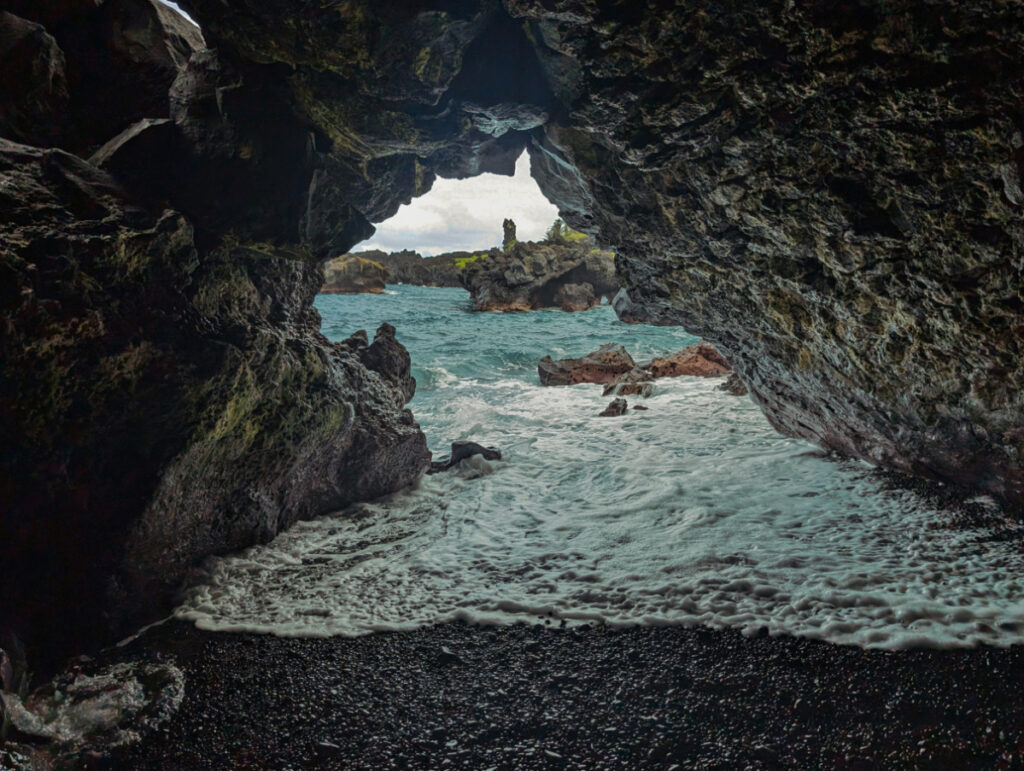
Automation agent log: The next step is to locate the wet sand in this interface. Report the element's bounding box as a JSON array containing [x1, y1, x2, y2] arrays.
[[102, 619, 1024, 769]]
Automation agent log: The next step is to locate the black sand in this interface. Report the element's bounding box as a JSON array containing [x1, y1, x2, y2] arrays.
[[100, 619, 1024, 769]]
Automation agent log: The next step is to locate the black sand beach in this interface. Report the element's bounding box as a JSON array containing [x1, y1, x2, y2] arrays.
[[94, 619, 1024, 769]]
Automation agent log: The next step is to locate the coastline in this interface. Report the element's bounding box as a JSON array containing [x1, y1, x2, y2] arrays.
[[99, 619, 1023, 769]]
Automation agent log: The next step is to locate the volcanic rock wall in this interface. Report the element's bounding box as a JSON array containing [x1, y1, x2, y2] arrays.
[[516, 0, 1024, 503], [176, 0, 1024, 503], [3, 0, 1024, 663]]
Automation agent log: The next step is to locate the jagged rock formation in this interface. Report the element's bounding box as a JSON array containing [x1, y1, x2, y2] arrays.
[[516, 1, 1024, 505], [648, 344, 732, 380], [538, 344, 636, 387], [321, 255, 389, 294], [0, 1, 434, 665], [719, 374, 750, 398], [356, 249, 464, 288], [502, 218, 517, 250], [5, 0, 1024, 665], [541, 341, 732, 396], [461, 237, 618, 311]]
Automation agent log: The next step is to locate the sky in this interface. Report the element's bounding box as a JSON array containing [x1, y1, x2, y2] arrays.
[[360, 152, 561, 256]]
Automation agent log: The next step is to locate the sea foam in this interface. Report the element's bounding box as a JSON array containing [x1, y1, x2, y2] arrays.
[[176, 288, 1024, 649]]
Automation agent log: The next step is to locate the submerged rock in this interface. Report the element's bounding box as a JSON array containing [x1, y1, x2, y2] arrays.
[[599, 398, 629, 417], [539, 344, 636, 386], [428, 441, 502, 474], [603, 367, 655, 398], [321, 255, 389, 294]]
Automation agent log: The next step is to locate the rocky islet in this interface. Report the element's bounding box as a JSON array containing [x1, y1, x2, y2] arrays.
[[459, 227, 619, 312], [320, 254, 389, 294]]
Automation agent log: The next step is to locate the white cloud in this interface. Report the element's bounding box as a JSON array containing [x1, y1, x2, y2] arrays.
[[360, 152, 560, 256]]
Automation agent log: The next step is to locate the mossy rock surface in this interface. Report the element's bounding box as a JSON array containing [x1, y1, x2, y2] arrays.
[[321, 255, 389, 293]]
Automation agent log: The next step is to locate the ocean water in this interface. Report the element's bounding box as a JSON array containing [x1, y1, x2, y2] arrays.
[[177, 286, 1024, 649]]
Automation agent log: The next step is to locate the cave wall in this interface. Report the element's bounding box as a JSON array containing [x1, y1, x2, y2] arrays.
[[174, 0, 1024, 503], [2, 0, 1024, 662], [515, 0, 1024, 503]]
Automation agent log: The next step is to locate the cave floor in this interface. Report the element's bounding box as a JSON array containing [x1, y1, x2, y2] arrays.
[[99, 619, 1023, 769]]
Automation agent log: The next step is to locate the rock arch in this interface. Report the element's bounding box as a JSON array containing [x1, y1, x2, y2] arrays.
[[2, 0, 1024, 662]]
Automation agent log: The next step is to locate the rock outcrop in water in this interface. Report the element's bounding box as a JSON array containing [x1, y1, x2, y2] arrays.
[[461, 234, 618, 312], [6, 0, 1024, 665], [647, 344, 732, 380], [598, 398, 628, 418], [543, 342, 732, 394], [321, 255, 389, 294], [428, 441, 502, 474], [602, 368, 654, 398], [351, 249, 464, 288], [538, 344, 636, 386]]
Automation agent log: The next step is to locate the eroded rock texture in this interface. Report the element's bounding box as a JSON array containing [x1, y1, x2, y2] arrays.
[[4, 0, 1024, 665], [513, 0, 1024, 504], [461, 238, 618, 311], [321, 254, 389, 294], [358, 249, 464, 287], [176, 0, 1024, 504]]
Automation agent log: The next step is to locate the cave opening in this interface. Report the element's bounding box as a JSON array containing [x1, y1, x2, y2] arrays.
[[6, 1, 1024, 761]]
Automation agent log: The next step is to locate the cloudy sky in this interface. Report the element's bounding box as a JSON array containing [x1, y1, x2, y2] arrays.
[[360, 152, 560, 256]]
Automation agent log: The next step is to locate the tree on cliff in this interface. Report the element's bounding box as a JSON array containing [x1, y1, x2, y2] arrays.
[[545, 218, 565, 243], [502, 218, 517, 251]]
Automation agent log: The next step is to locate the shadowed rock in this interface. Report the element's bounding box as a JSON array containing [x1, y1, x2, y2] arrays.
[[428, 441, 502, 474], [0, 12, 69, 146], [0, 139, 429, 669]]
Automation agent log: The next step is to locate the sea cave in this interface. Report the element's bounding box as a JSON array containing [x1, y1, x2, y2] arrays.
[[2, 0, 1024, 767]]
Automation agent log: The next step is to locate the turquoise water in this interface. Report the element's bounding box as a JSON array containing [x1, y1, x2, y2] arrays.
[[178, 286, 1024, 649], [318, 287, 698, 397]]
